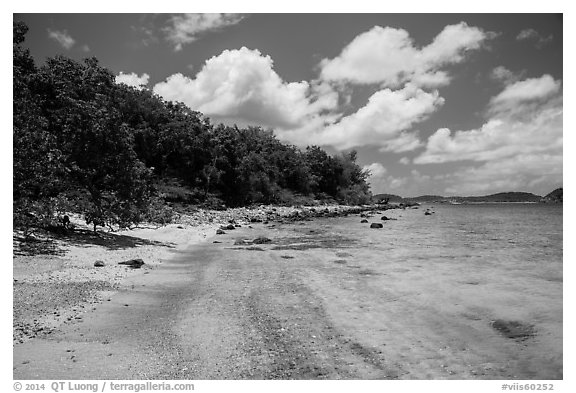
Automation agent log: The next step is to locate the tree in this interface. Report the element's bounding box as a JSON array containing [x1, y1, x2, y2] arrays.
[[13, 22, 68, 231], [334, 150, 372, 204], [304, 146, 342, 198], [31, 55, 154, 230]]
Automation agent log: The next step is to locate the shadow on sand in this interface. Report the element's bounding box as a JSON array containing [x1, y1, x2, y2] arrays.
[[13, 228, 175, 257]]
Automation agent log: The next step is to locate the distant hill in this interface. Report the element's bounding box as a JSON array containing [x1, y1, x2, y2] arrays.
[[541, 188, 563, 203], [455, 192, 542, 203], [405, 195, 445, 203], [373, 190, 563, 204], [375, 191, 547, 204]]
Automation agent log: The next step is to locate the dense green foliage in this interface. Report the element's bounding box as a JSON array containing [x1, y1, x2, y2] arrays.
[[13, 22, 371, 231]]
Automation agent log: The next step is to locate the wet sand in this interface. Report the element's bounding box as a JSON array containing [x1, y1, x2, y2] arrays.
[[13, 209, 562, 379]]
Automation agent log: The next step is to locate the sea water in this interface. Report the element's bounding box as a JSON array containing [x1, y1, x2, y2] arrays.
[[304, 203, 563, 378], [340, 203, 562, 279]]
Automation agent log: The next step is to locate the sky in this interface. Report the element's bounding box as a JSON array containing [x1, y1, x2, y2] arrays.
[[13, 12, 563, 197]]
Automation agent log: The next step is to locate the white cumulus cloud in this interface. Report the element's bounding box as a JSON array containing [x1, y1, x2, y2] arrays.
[[490, 66, 525, 84], [308, 84, 444, 151], [415, 107, 562, 164], [517, 28, 540, 41], [516, 28, 553, 48], [362, 162, 410, 194], [154, 48, 446, 152], [47, 29, 75, 50], [152, 22, 493, 154], [115, 72, 150, 89], [414, 74, 562, 196], [363, 162, 387, 178], [153, 47, 339, 130], [442, 153, 562, 196], [164, 13, 244, 51], [416, 76, 562, 164], [319, 22, 489, 87], [488, 74, 561, 115]]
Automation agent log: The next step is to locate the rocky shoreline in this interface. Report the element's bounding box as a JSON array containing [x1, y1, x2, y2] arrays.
[[172, 203, 402, 229]]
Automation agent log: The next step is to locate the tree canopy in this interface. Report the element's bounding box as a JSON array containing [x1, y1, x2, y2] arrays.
[[13, 21, 372, 232]]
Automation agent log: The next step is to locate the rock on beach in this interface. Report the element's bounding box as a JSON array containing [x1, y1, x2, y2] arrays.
[[118, 258, 145, 268]]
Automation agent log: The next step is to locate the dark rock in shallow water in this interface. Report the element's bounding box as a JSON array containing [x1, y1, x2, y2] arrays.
[[118, 258, 145, 268], [491, 319, 535, 340], [381, 216, 390, 220], [216, 229, 225, 235], [253, 236, 272, 244], [234, 239, 249, 245], [226, 224, 236, 230], [94, 260, 105, 267], [360, 219, 369, 223], [370, 223, 383, 229]]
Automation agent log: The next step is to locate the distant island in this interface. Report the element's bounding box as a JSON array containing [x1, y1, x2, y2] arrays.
[[541, 188, 563, 203], [374, 188, 563, 204]]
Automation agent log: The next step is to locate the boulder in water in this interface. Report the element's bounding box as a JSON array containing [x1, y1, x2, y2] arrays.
[[370, 223, 383, 229]]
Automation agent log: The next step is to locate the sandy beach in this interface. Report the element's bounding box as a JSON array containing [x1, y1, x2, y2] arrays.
[[12, 205, 366, 347], [13, 204, 562, 380]]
